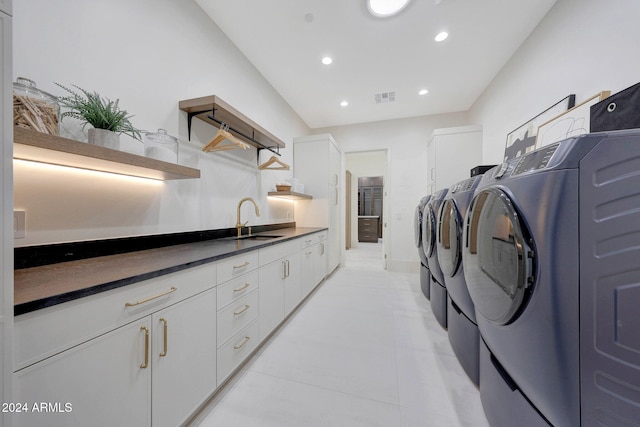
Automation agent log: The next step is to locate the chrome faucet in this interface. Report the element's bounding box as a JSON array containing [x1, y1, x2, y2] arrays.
[[236, 197, 260, 238]]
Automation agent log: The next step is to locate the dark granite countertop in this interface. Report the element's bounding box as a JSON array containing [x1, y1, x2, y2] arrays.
[[14, 226, 326, 315]]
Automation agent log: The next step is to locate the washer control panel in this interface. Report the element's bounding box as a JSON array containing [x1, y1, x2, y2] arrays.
[[512, 144, 560, 176]]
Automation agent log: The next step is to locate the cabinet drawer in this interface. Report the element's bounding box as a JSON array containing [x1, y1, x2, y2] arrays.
[[15, 263, 217, 371], [300, 232, 326, 248], [217, 251, 259, 284], [217, 270, 259, 310], [259, 239, 299, 266], [217, 320, 259, 385], [217, 290, 259, 347]]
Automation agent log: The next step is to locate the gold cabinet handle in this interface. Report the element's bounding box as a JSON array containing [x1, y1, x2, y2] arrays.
[[140, 326, 149, 369], [233, 261, 250, 269], [233, 283, 250, 293], [234, 336, 250, 350], [159, 318, 168, 357], [125, 287, 177, 307], [233, 304, 250, 316]]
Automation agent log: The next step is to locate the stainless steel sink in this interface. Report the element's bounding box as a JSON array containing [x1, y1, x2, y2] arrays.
[[235, 235, 282, 241]]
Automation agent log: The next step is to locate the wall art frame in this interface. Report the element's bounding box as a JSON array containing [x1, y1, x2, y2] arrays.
[[535, 91, 611, 148], [503, 94, 575, 162]]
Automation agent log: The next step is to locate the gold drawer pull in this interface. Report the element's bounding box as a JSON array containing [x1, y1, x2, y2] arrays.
[[234, 304, 250, 316], [233, 261, 250, 269], [234, 336, 250, 350], [125, 287, 177, 307], [233, 283, 250, 293], [159, 318, 168, 357], [140, 326, 149, 369]]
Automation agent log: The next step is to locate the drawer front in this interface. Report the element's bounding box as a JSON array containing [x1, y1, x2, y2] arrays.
[[259, 238, 300, 266], [217, 290, 259, 347], [217, 270, 259, 310], [217, 320, 259, 385], [15, 262, 217, 371], [217, 251, 259, 284], [315, 231, 327, 241], [300, 233, 319, 248]]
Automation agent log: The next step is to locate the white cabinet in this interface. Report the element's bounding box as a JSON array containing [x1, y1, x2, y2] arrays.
[[15, 319, 152, 427], [0, 6, 12, 425], [14, 264, 217, 427], [258, 244, 300, 341], [427, 125, 482, 194], [300, 232, 327, 298], [294, 134, 342, 275], [151, 288, 217, 427]]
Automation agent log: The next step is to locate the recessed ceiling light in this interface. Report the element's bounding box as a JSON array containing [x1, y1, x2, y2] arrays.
[[340, 100, 349, 107], [435, 31, 449, 42], [367, 0, 411, 17], [419, 89, 429, 95], [322, 56, 333, 65]]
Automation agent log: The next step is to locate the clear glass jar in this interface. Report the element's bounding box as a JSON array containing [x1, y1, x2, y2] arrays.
[[143, 129, 178, 163], [13, 77, 60, 135]]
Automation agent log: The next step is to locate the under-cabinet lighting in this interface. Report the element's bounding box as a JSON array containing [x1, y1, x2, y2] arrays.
[[13, 159, 164, 184]]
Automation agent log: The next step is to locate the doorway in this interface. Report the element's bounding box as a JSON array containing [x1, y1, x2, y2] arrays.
[[345, 150, 388, 269]]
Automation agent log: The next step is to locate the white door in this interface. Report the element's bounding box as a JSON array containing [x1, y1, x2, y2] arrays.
[[152, 288, 217, 427], [15, 319, 152, 427]]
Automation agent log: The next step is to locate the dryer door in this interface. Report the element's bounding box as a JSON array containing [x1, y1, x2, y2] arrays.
[[422, 203, 437, 258], [438, 199, 462, 277], [463, 188, 535, 325]]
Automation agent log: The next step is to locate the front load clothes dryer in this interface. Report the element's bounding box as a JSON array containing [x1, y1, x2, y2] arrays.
[[437, 175, 483, 386], [414, 195, 432, 299], [421, 188, 448, 328], [462, 129, 640, 427]]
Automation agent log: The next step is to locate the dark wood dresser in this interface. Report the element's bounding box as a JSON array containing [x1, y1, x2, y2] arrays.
[[358, 216, 379, 242]]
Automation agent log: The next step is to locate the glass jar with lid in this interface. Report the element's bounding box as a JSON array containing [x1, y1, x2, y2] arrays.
[[13, 77, 60, 135], [143, 129, 178, 163]]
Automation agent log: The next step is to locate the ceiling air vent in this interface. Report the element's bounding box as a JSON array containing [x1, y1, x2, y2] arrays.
[[375, 91, 396, 104]]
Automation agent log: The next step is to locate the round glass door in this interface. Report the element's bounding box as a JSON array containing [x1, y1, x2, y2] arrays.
[[462, 188, 536, 325], [438, 199, 461, 277], [422, 203, 437, 258], [414, 204, 422, 248]]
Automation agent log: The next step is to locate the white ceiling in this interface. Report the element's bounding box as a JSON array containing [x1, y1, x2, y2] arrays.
[[196, 0, 557, 129]]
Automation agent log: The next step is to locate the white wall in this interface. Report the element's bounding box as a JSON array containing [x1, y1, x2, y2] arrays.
[[12, 0, 310, 246], [469, 0, 640, 163], [318, 112, 472, 272]]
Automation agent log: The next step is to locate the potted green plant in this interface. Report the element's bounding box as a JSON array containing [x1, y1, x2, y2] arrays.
[[55, 83, 142, 149]]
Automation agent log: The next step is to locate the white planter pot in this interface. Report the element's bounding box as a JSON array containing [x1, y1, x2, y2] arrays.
[[88, 128, 120, 150]]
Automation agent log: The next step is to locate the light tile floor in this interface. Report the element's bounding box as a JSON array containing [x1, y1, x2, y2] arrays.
[[189, 242, 490, 427]]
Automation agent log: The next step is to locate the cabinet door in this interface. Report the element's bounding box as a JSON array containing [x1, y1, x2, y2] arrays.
[[300, 246, 315, 298], [314, 241, 328, 285], [284, 252, 301, 315], [15, 319, 152, 427], [259, 259, 286, 340], [152, 288, 217, 427]]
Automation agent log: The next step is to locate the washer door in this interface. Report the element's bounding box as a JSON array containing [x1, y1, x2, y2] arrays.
[[422, 203, 437, 258], [414, 204, 422, 248], [462, 188, 535, 325], [438, 199, 462, 277]]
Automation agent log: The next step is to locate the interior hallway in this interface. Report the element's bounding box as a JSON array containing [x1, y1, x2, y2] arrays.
[[189, 242, 489, 426]]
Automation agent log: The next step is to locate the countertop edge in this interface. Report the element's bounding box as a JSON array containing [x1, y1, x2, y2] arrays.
[[15, 227, 327, 315]]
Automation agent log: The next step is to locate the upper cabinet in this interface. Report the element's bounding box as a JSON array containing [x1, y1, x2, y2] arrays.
[[427, 125, 482, 194], [13, 127, 201, 181], [178, 95, 285, 152]]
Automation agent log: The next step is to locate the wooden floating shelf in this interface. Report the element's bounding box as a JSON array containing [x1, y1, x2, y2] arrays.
[[179, 95, 286, 151], [267, 191, 312, 200], [13, 127, 200, 181]]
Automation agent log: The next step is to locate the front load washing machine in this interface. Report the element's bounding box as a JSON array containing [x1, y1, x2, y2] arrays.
[[437, 175, 482, 386], [421, 188, 448, 328], [414, 195, 432, 299], [462, 129, 640, 426]]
